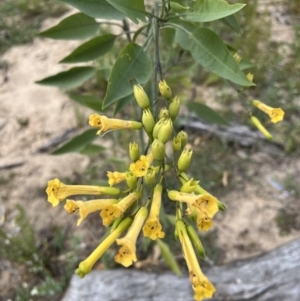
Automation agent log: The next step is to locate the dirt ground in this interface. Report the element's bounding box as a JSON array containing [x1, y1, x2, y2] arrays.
[[0, 1, 300, 299]]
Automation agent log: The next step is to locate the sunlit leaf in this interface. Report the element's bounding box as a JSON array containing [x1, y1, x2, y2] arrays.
[[60, 34, 116, 63], [38, 13, 99, 40], [103, 43, 152, 109], [69, 93, 103, 111], [222, 14, 240, 33], [36, 67, 95, 90], [170, 1, 189, 13]]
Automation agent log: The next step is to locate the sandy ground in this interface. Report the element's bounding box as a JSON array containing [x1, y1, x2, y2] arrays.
[[0, 1, 299, 298]]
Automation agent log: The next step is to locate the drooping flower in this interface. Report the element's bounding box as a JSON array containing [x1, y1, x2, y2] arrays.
[[250, 115, 273, 140], [46, 178, 121, 207], [176, 220, 216, 301], [100, 192, 138, 226], [107, 171, 126, 186], [114, 206, 148, 267], [129, 153, 154, 177], [64, 199, 118, 226], [252, 100, 284, 123], [186, 206, 213, 232], [75, 217, 132, 278], [89, 114, 142, 135], [143, 184, 165, 240]]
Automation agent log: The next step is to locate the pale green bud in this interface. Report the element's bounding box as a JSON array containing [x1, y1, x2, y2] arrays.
[[172, 137, 181, 152], [157, 118, 173, 144], [144, 167, 156, 185], [159, 80, 172, 100], [180, 178, 199, 193], [217, 200, 226, 211], [186, 224, 206, 259], [169, 96, 180, 120], [176, 131, 188, 149], [142, 109, 155, 138], [153, 119, 165, 139], [177, 148, 193, 172], [159, 107, 170, 120], [151, 139, 165, 161], [125, 171, 137, 190], [133, 84, 150, 109], [129, 142, 140, 162]]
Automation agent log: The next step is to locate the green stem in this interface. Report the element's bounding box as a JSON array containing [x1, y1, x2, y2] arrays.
[[122, 19, 132, 42]]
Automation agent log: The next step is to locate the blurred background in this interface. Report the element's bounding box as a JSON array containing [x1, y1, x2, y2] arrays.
[[0, 0, 300, 300]]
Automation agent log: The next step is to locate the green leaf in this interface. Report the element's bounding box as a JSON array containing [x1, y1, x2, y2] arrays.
[[35, 67, 95, 90], [52, 129, 98, 154], [239, 59, 255, 70], [60, 0, 124, 20], [170, 1, 189, 13], [172, 20, 254, 86], [80, 144, 105, 155], [59, 34, 116, 63], [103, 43, 152, 109], [38, 13, 99, 40], [186, 102, 228, 125], [222, 14, 240, 33], [106, 0, 147, 24], [184, 0, 245, 22], [156, 239, 181, 276], [114, 94, 134, 115], [69, 93, 103, 111]]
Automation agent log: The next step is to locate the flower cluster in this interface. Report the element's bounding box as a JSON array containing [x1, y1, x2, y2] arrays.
[[45, 80, 284, 301]]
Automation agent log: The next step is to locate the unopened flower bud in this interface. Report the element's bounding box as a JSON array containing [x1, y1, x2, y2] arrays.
[[217, 200, 226, 211], [133, 84, 150, 109], [129, 142, 140, 162], [172, 137, 181, 152], [144, 167, 156, 185], [125, 171, 137, 190], [169, 96, 180, 120], [246, 73, 254, 82], [233, 53, 241, 64], [176, 131, 188, 149], [142, 109, 155, 138], [250, 115, 273, 140], [159, 107, 170, 120], [151, 139, 165, 161], [186, 224, 206, 259], [180, 178, 199, 193], [177, 148, 193, 172], [159, 80, 172, 100], [153, 119, 165, 139], [157, 118, 173, 144]]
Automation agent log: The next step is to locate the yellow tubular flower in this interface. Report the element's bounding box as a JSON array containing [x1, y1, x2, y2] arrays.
[[114, 206, 148, 267], [176, 220, 216, 301], [186, 206, 213, 231], [75, 217, 133, 278], [89, 114, 143, 135], [129, 153, 154, 177], [100, 192, 138, 226], [46, 178, 121, 207], [143, 184, 165, 240], [64, 199, 118, 226], [250, 115, 273, 140], [252, 100, 284, 123], [107, 171, 127, 186]]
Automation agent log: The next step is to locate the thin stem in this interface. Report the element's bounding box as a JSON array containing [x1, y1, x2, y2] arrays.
[[96, 21, 124, 28], [122, 19, 132, 43]]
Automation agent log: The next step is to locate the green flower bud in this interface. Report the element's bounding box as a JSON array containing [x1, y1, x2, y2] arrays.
[[176, 131, 188, 149], [151, 139, 165, 161], [142, 109, 155, 138], [125, 171, 137, 190], [180, 178, 199, 193], [157, 118, 173, 144], [186, 224, 206, 259], [129, 142, 140, 162], [133, 84, 150, 109], [172, 137, 181, 152], [217, 200, 226, 211], [159, 80, 172, 100], [144, 167, 156, 185], [177, 148, 193, 172], [153, 119, 165, 139], [159, 107, 170, 120], [169, 96, 180, 120]]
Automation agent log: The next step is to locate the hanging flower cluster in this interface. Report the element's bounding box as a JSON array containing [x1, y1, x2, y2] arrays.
[[46, 80, 284, 301]]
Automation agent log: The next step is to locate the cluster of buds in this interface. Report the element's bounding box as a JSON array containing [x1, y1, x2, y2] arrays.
[[46, 80, 228, 301]]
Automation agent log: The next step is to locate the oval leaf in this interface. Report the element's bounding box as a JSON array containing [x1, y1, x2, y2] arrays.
[[69, 93, 103, 112], [38, 13, 99, 40], [221, 14, 240, 33], [35, 67, 95, 90], [184, 0, 245, 22], [52, 129, 98, 155], [114, 94, 134, 115], [60, 0, 124, 20], [186, 102, 228, 125], [106, 0, 147, 24], [103, 43, 152, 109], [59, 34, 116, 63], [172, 20, 254, 86], [80, 144, 105, 155], [170, 2, 189, 13]]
